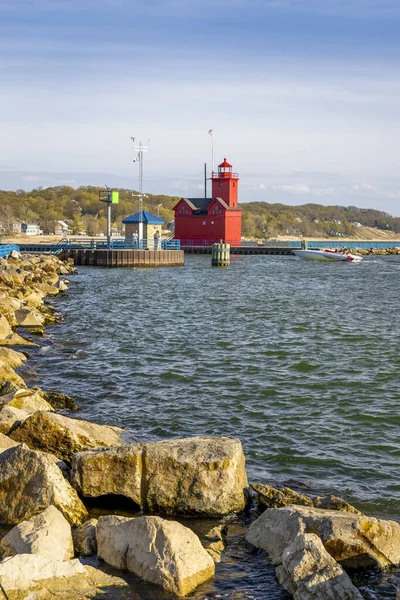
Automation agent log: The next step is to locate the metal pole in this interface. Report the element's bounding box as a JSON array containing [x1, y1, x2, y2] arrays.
[[211, 135, 214, 175], [107, 201, 111, 249], [138, 194, 143, 248], [204, 162, 207, 198]]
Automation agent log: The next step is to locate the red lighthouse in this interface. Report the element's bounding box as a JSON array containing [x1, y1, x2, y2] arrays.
[[173, 158, 242, 246]]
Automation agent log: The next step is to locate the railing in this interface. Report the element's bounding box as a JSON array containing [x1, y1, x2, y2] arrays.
[[49, 238, 181, 252], [181, 240, 241, 247], [0, 244, 20, 258]]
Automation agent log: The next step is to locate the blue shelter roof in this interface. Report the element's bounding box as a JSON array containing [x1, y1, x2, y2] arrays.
[[122, 210, 164, 225]]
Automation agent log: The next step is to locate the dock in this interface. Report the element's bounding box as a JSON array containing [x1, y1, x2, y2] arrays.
[[60, 248, 184, 268], [183, 246, 295, 255]]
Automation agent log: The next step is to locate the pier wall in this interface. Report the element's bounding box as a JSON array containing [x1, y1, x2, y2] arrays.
[[61, 249, 184, 268]]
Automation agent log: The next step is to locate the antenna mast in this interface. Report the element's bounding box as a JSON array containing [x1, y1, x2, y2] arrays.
[[131, 137, 149, 193], [131, 137, 150, 247]]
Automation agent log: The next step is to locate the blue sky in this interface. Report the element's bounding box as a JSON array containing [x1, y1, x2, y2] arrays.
[[2, 0, 400, 214]]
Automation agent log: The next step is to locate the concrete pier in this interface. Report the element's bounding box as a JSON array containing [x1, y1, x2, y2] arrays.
[[61, 249, 184, 268], [183, 246, 295, 256]]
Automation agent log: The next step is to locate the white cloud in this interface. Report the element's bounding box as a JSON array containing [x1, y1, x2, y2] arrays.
[[274, 184, 310, 194]]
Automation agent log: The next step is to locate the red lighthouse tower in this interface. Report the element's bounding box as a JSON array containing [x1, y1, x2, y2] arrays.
[[173, 158, 242, 246], [211, 158, 239, 207]]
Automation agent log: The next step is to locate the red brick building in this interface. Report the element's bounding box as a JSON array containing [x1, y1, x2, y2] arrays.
[[173, 158, 242, 246]]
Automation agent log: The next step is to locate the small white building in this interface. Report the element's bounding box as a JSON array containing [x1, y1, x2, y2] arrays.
[[21, 223, 42, 236], [55, 221, 73, 236]]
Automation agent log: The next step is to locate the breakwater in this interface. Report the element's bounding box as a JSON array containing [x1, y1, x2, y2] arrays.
[[0, 253, 400, 598]]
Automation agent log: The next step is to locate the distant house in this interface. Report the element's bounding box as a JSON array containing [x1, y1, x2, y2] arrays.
[[55, 221, 73, 236], [21, 223, 42, 236]]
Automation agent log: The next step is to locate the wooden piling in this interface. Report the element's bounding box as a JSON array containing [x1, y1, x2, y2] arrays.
[[211, 243, 230, 266]]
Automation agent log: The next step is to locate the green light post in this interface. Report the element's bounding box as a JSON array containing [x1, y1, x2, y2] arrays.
[[99, 188, 119, 249]]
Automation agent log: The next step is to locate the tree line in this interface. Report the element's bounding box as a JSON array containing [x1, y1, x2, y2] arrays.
[[0, 186, 399, 238]]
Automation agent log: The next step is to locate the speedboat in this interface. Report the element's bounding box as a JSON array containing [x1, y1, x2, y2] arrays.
[[293, 249, 362, 262]]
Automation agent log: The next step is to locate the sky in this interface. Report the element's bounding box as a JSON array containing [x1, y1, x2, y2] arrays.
[[1, 0, 400, 215]]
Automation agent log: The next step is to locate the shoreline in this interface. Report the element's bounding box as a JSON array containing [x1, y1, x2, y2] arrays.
[[0, 251, 399, 599]]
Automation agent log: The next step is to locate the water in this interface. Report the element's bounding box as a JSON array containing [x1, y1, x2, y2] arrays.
[[21, 254, 400, 599]]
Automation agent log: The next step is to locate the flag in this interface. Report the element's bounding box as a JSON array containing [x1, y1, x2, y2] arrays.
[[208, 129, 213, 136]]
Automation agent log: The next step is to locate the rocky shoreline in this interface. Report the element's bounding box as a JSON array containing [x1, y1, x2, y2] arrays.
[[0, 250, 399, 599]]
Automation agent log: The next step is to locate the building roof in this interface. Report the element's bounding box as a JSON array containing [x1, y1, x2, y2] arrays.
[[219, 158, 232, 168], [122, 210, 164, 225], [185, 198, 212, 213]]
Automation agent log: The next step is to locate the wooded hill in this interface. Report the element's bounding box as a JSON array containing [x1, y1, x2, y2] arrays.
[[0, 186, 399, 238]]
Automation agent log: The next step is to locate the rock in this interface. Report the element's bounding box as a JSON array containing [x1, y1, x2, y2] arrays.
[[35, 282, 60, 295], [276, 533, 364, 600], [0, 347, 27, 369], [0, 432, 19, 452], [71, 444, 143, 506], [251, 484, 361, 514], [0, 404, 30, 434], [0, 331, 38, 346], [39, 388, 79, 411], [5, 388, 54, 414], [10, 411, 125, 462], [9, 249, 21, 260], [251, 483, 314, 509], [203, 524, 227, 563], [0, 314, 12, 340], [72, 437, 248, 517], [59, 279, 69, 291], [246, 505, 400, 569], [97, 514, 215, 596], [14, 307, 45, 328], [0, 554, 128, 599], [0, 444, 88, 526], [72, 518, 98, 556], [0, 299, 18, 327], [0, 379, 21, 397], [23, 290, 46, 306], [0, 359, 26, 387], [143, 436, 248, 516], [0, 505, 74, 561], [313, 494, 361, 515]]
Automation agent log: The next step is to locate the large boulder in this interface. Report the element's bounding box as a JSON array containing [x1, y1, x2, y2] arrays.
[[71, 444, 143, 506], [14, 307, 45, 329], [2, 387, 54, 413], [0, 331, 38, 346], [0, 554, 128, 599], [10, 411, 125, 462], [0, 359, 26, 387], [143, 436, 248, 516], [276, 533, 364, 600], [0, 432, 19, 452], [0, 347, 27, 369], [97, 514, 215, 596], [0, 314, 12, 339], [0, 444, 88, 526], [71, 437, 248, 516], [0, 404, 29, 434], [246, 505, 400, 569], [0, 505, 74, 561]]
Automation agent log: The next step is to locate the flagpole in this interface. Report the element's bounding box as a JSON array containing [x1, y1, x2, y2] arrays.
[[208, 129, 215, 175], [212, 134, 214, 175]]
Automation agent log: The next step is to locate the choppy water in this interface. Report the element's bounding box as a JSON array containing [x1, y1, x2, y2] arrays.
[[22, 254, 400, 599]]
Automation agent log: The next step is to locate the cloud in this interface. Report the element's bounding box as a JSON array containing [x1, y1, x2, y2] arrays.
[[273, 184, 335, 197], [351, 183, 377, 192]]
